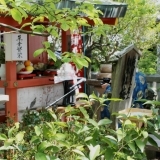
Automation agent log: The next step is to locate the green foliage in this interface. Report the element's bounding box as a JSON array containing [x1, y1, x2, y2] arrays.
[[60, 52, 91, 70], [0, 106, 154, 160], [1, 95, 160, 160], [138, 49, 157, 74]]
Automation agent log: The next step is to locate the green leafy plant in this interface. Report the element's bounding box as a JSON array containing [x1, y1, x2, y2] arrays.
[[1, 99, 159, 159]]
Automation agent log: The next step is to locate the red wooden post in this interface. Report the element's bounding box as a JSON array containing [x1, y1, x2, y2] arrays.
[[62, 30, 68, 52], [5, 61, 18, 122]]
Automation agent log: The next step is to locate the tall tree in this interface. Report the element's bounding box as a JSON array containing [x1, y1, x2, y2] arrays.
[[87, 0, 160, 73]]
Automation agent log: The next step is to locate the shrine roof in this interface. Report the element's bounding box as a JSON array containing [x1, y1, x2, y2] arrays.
[[56, 0, 128, 18], [108, 44, 142, 62]]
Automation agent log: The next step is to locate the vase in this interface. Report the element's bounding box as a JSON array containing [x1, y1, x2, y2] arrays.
[[0, 64, 6, 80], [96, 63, 112, 80]]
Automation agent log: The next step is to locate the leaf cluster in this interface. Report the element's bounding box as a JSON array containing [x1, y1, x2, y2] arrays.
[[0, 102, 160, 159]]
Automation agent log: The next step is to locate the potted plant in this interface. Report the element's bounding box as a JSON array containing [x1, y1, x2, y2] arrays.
[[0, 47, 6, 80], [84, 33, 115, 80]]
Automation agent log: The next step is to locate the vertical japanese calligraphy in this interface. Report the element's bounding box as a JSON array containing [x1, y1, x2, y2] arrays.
[[4, 33, 27, 61], [16, 35, 23, 59]]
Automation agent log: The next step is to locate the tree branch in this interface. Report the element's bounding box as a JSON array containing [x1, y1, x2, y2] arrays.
[[0, 23, 49, 37]]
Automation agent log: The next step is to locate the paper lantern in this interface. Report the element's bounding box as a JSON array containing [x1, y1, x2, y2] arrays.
[[4, 33, 28, 61]]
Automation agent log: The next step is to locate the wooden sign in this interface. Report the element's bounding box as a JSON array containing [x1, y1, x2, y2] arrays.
[[4, 33, 28, 61]]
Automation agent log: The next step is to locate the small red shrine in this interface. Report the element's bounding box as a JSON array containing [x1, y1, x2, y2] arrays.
[[0, 1, 128, 122]]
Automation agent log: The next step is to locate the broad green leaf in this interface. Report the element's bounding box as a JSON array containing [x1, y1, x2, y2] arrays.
[[89, 92, 98, 98], [78, 125, 90, 134], [77, 17, 90, 26], [124, 119, 132, 126], [4, 138, 14, 147], [72, 149, 85, 156], [15, 0, 23, 6], [84, 56, 91, 62], [61, 57, 71, 63], [85, 136, 93, 142], [142, 131, 148, 138], [88, 145, 100, 160], [93, 18, 103, 25], [61, 23, 70, 31], [30, 136, 41, 144], [46, 145, 60, 153], [105, 135, 117, 142], [15, 122, 20, 129], [55, 133, 66, 140], [98, 119, 112, 126], [48, 110, 57, 121], [33, 16, 44, 23], [43, 41, 50, 49], [10, 8, 22, 24], [79, 107, 89, 119], [148, 136, 158, 148], [73, 57, 89, 68], [76, 93, 89, 100], [58, 140, 70, 148], [102, 137, 117, 147], [135, 139, 146, 152], [127, 156, 134, 160], [128, 142, 136, 154], [34, 126, 41, 136], [47, 49, 57, 62], [45, 122, 53, 129], [35, 152, 47, 160], [17, 7, 28, 18], [16, 132, 25, 142], [144, 100, 160, 106], [116, 129, 123, 142], [54, 122, 67, 127], [0, 134, 7, 140], [75, 62, 83, 70], [38, 141, 51, 152], [33, 25, 46, 33], [104, 148, 114, 160], [33, 48, 44, 57], [88, 119, 98, 128], [107, 98, 122, 101]]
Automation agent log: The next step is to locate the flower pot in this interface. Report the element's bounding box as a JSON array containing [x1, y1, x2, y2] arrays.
[[0, 64, 6, 80], [100, 64, 112, 73]]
